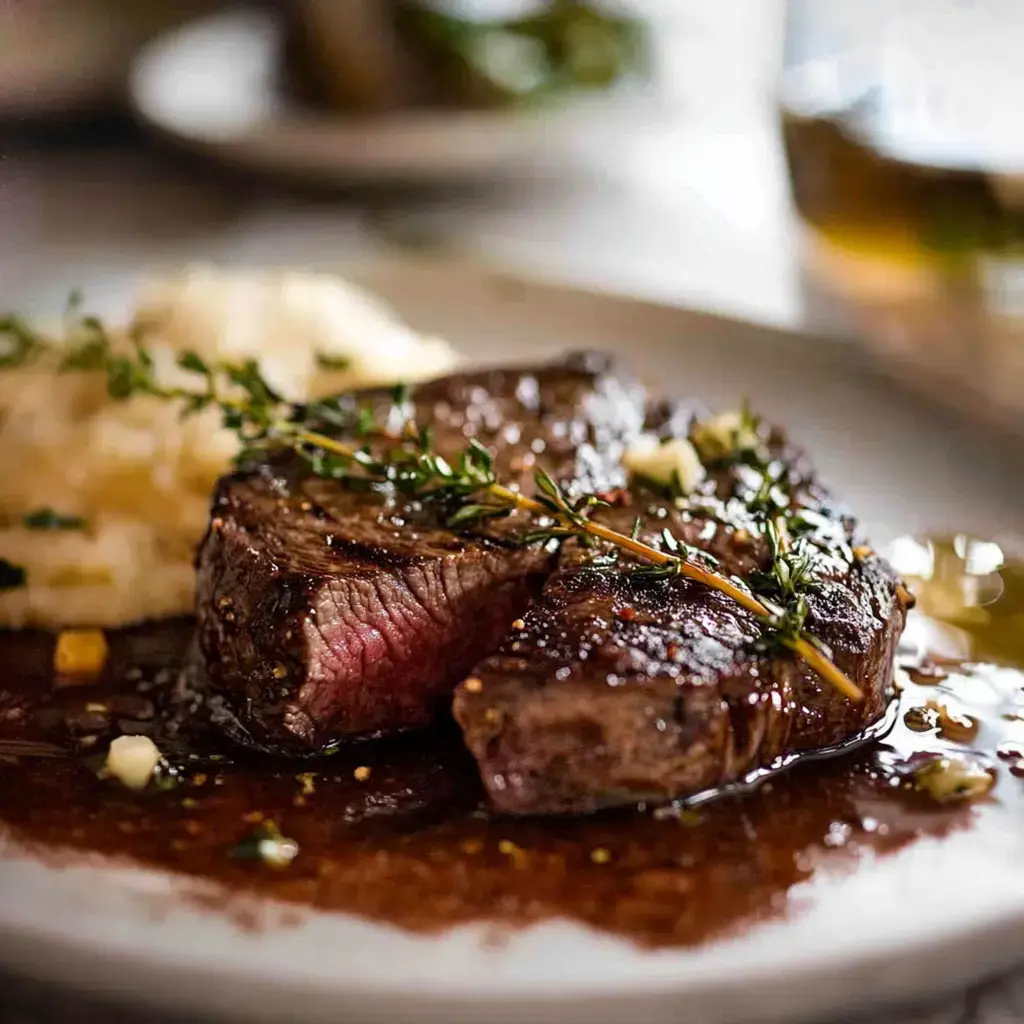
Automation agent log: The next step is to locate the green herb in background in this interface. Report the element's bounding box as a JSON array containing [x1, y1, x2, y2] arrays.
[[22, 508, 87, 531], [398, 0, 648, 107]]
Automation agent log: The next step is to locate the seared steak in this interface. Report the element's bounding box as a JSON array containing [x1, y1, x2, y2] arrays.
[[453, 401, 906, 814], [196, 352, 906, 813], [195, 353, 647, 752]]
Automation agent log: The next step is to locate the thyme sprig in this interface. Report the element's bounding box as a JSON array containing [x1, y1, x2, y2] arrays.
[[0, 304, 863, 702], [690, 406, 846, 669]]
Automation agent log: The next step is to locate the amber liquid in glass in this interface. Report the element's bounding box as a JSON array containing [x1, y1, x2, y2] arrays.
[[781, 3, 1024, 427]]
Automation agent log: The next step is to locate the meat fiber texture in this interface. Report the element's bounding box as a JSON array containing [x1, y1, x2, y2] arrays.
[[195, 353, 906, 812]]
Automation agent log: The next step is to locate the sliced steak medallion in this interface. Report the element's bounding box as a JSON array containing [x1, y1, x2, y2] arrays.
[[453, 428, 907, 815], [195, 353, 647, 752]]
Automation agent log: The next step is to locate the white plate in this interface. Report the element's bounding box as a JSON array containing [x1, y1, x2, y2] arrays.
[[128, 10, 664, 185], [4, 260, 1024, 1023]]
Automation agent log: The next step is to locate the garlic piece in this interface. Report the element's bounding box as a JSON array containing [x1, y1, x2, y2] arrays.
[[623, 436, 706, 494], [691, 410, 760, 463], [912, 754, 995, 804], [106, 735, 162, 791]]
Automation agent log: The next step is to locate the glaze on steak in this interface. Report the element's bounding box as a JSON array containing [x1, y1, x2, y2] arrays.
[[195, 353, 647, 752], [196, 353, 907, 813]]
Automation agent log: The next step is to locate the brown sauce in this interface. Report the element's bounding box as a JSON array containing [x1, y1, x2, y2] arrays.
[[1, 535, 1022, 948]]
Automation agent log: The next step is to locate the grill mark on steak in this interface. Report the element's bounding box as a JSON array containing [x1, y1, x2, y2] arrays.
[[195, 353, 648, 752], [195, 352, 907, 813]]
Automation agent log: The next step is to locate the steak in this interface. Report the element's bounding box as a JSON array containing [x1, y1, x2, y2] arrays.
[[196, 352, 907, 814], [195, 353, 647, 752], [454, 535, 903, 815], [453, 411, 907, 814]]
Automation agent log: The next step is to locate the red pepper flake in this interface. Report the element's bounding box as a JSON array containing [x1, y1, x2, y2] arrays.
[[595, 488, 632, 507], [618, 607, 637, 621]]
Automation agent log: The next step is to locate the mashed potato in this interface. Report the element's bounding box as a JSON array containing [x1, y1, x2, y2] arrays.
[[0, 266, 458, 628]]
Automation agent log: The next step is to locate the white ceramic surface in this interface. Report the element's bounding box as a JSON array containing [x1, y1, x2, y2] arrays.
[[128, 9, 664, 185], [3, 260, 1024, 1024]]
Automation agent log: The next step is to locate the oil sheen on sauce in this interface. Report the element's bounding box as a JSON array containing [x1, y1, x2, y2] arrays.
[[0, 534, 1021, 949]]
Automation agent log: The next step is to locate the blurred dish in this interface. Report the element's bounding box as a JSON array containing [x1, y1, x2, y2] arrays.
[[281, 0, 647, 113], [128, 9, 664, 184]]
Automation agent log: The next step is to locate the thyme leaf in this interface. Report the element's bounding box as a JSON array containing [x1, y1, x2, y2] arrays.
[[22, 508, 87, 531], [445, 503, 512, 529], [0, 315, 46, 368], [316, 353, 352, 371]]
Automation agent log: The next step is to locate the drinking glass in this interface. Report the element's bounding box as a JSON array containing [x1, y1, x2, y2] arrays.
[[781, 0, 1024, 430]]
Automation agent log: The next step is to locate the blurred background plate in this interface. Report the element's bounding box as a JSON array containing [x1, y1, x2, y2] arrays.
[[0, 0, 211, 119], [128, 8, 667, 185]]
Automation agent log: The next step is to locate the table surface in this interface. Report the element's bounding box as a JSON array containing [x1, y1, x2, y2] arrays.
[[0, 3, 1020, 1022]]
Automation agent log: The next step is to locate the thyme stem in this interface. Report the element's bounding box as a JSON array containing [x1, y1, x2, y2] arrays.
[[490, 482, 862, 702]]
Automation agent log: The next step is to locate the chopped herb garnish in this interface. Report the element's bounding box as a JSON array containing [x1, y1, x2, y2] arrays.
[[230, 820, 299, 867], [0, 314, 45, 368], [22, 508, 87, 531], [0, 558, 27, 590], [316, 353, 352, 371]]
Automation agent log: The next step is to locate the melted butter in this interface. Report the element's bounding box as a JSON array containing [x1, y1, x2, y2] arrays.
[[0, 535, 1022, 948], [889, 534, 1024, 665]]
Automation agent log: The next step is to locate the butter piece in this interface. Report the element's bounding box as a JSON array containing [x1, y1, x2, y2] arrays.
[[106, 734, 162, 791], [623, 436, 706, 494]]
